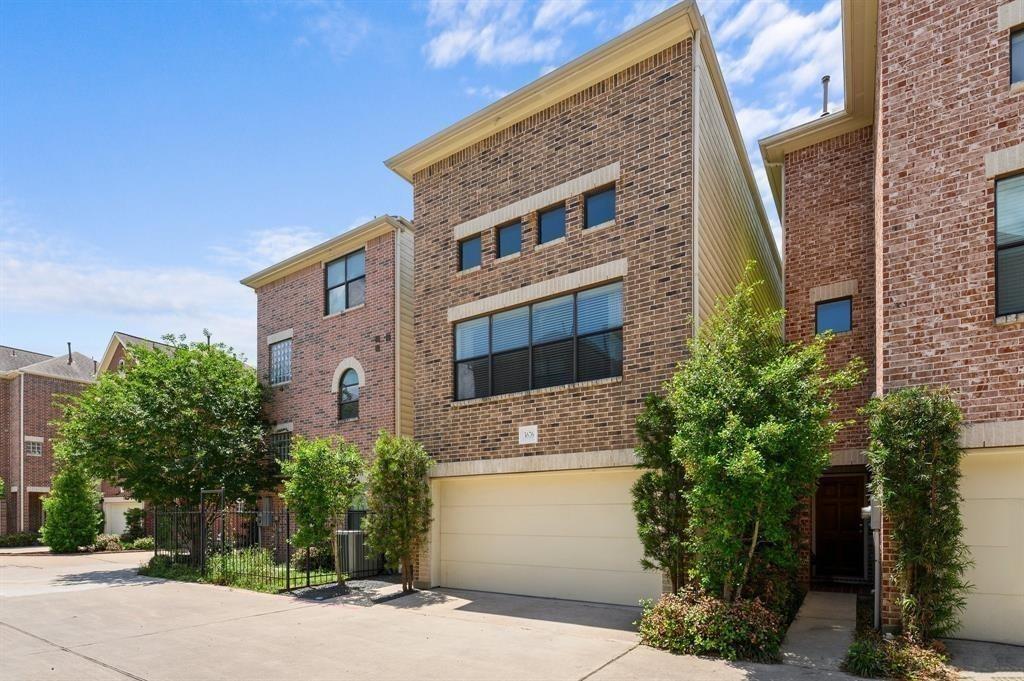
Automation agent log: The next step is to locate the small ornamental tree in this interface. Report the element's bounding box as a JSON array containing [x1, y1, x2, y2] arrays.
[[632, 393, 689, 593], [672, 268, 863, 603], [864, 387, 971, 641], [364, 432, 433, 592], [280, 436, 365, 585], [41, 447, 102, 552], [54, 337, 272, 506]]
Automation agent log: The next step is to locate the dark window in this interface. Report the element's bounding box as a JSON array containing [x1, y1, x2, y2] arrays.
[[452, 281, 623, 400], [270, 431, 292, 461], [269, 339, 292, 385], [325, 249, 366, 315], [815, 297, 853, 334], [459, 235, 481, 271], [538, 205, 566, 244], [996, 174, 1024, 316], [496, 222, 522, 258], [1012, 30, 1023, 85], [584, 186, 616, 229], [339, 369, 360, 420]]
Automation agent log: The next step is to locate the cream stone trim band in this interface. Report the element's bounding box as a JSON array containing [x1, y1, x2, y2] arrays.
[[452, 163, 620, 241], [985, 142, 1024, 178], [266, 329, 293, 345], [24, 436, 44, 443], [830, 449, 867, 466], [810, 279, 858, 304], [447, 258, 627, 323], [998, 0, 1024, 30], [961, 420, 1024, 449], [272, 422, 294, 433], [430, 449, 638, 478]]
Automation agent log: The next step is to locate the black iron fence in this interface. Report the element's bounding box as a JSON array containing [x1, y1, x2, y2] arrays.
[[153, 506, 384, 592]]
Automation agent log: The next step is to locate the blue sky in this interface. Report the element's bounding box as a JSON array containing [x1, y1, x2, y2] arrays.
[[1, 0, 842, 362]]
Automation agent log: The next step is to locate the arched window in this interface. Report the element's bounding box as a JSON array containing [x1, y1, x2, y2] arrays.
[[339, 369, 359, 420]]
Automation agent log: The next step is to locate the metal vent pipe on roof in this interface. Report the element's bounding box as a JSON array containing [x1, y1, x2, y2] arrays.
[[821, 75, 830, 116], [67, 342, 72, 364]]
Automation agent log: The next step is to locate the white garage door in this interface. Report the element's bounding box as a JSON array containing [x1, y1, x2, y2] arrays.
[[958, 448, 1023, 645], [103, 500, 144, 536], [438, 467, 663, 606]]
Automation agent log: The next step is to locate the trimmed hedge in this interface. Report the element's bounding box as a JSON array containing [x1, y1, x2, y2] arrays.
[[0, 532, 40, 548]]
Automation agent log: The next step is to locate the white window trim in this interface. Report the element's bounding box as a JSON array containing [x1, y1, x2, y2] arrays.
[[24, 435, 44, 443], [331, 357, 366, 393]]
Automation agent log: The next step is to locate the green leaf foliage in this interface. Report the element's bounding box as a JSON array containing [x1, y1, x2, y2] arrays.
[[41, 449, 102, 553], [671, 267, 863, 602], [54, 339, 272, 506], [363, 432, 433, 592], [632, 393, 689, 593], [280, 436, 365, 584], [864, 387, 971, 641]]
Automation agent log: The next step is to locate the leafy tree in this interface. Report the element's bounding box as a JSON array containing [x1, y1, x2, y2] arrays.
[[671, 268, 863, 602], [280, 436, 365, 585], [41, 447, 102, 552], [54, 337, 272, 506], [632, 393, 689, 593], [364, 432, 433, 592], [864, 387, 971, 641], [121, 507, 147, 542]]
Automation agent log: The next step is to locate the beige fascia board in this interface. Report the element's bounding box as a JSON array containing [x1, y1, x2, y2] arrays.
[[240, 215, 413, 289], [384, 2, 698, 182], [97, 333, 124, 374]]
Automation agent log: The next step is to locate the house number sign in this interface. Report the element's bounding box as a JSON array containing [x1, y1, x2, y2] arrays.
[[518, 425, 538, 445]]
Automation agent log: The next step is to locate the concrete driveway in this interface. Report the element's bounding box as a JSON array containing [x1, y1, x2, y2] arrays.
[[1, 553, 1017, 681]]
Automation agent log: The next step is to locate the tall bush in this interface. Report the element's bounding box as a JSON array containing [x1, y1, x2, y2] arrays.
[[364, 432, 433, 592], [864, 387, 971, 640], [632, 393, 688, 593], [671, 269, 863, 602], [280, 436, 365, 585], [41, 449, 101, 552]]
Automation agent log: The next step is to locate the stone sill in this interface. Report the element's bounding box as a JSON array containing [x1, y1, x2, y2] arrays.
[[451, 375, 622, 407], [535, 236, 566, 251], [456, 265, 481, 277], [995, 312, 1023, 325], [494, 251, 521, 264], [324, 303, 365, 320], [583, 219, 615, 232]]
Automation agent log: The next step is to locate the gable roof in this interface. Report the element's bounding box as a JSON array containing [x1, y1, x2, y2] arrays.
[[97, 332, 175, 374], [19, 352, 96, 383], [0, 346, 53, 374]]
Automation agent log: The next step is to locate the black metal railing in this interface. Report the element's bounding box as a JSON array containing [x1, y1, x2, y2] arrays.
[[153, 506, 384, 592]]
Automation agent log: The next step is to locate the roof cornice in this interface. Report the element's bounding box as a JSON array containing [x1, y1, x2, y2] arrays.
[[384, 1, 699, 182], [758, 0, 878, 217], [240, 215, 413, 290]]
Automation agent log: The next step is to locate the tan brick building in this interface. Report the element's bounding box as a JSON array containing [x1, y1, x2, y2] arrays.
[[386, 2, 780, 606], [241, 215, 415, 511], [761, 0, 1023, 645]]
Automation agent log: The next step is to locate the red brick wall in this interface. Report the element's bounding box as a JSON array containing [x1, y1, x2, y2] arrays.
[[784, 126, 877, 452], [255, 231, 397, 458], [410, 42, 694, 464], [876, 0, 1024, 423], [0, 377, 13, 534]]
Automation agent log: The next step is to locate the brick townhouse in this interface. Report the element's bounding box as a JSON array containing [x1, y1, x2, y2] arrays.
[[241, 215, 415, 515], [0, 345, 95, 534], [761, 0, 1023, 645], [385, 1, 781, 606]]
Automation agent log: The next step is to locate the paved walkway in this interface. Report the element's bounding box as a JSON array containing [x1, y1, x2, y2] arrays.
[[781, 591, 857, 671]]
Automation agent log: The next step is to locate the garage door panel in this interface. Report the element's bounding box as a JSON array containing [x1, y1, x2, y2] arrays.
[[441, 532, 646, 573], [442, 470, 634, 507], [960, 452, 1024, 499], [956, 594, 1023, 646], [442, 560, 661, 607], [440, 503, 638, 538]]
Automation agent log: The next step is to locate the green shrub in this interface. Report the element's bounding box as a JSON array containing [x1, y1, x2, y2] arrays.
[[289, 543, 334, 572], [41, 454, 101, 552], [127, 536, 155, 550], [0, 532, 39, 548], [207, 547, 279, 593], [843, 633, 956, 681], [121, 507, 147, 542], [138, 555, 202, 582], [638, 588, 784, 662], [91, 534, 124, 552]]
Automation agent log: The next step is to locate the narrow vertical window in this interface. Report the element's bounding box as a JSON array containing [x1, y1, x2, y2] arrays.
[[325, 249, 366, 315], [338, 369, 360, 420], [459, 235, 482, 271], [454, 316, 490, 400], [815, 297, 853, 334], [584, 186, 616, 229], [538, 204, 566, 244], [996, 174, 1024, 316], [1012, 29, 1023, 85], [270, 431, 292, 460], [269, 339, 292, 385], [496, 221, 522, 258]]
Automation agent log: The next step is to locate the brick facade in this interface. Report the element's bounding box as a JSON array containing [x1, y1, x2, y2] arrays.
[[410, 42, 694, 467], [255, 231, 399, 459]]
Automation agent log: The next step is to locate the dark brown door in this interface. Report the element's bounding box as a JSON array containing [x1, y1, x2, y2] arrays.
[[814, 476, 865, 578]]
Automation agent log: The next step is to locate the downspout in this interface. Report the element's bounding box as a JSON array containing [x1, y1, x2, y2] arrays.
[[690, 27, 702, 334], [19, 372, 25, 532]]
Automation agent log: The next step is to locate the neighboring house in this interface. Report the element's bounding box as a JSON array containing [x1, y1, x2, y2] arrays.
[[0, 345, 95, 534], [385, 1, 781, 606], [760, 0, 1022, 645], [240, 215, 415, 513]]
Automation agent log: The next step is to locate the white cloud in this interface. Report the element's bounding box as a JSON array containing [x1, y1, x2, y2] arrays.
[[210, 225, 329, 272], [621, 0, 674, 30], [464, 84, 511, 101], [292, 0, 370, 61]]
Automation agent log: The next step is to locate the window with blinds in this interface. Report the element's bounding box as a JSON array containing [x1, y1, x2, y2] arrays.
[[453, 281, 623, 401], [997, 174, 1024, 317]]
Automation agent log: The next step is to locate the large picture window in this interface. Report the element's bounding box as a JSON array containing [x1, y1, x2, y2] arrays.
[[454, 281, 623, 401], [996, 174, 1024, 316], [325, 249, 366, 315]]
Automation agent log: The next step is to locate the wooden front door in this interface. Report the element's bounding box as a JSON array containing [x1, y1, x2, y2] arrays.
[[814, 475, 865, 579]]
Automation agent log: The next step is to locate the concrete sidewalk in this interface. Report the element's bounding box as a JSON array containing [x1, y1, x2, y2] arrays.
[[780, 591, 857, 671]]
